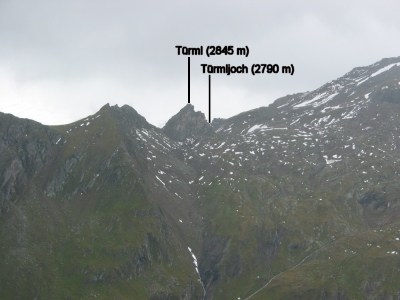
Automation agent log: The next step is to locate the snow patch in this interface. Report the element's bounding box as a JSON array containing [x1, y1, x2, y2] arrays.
[[356, 77, 370, 86], [323, 155, 341, 165], [247, 124, 263, 133], [188, 247, 206, 295], [155, 175, 166, 187], [321, 105, 342, 113], [294, 92, 327, 108], [294, 92, 338, 108], [371, 62, 400, 77], [216, 142, 226, 149], [247, 124, 287, 134]]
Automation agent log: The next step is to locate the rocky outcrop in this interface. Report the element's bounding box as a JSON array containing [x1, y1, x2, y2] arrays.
[[163, 104, 213, 142]]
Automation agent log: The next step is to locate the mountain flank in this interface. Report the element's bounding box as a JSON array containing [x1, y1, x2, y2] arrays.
[[1, 57, 400, 299]]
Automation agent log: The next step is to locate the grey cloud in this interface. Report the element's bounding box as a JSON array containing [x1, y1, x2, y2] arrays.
[[0, 0, 400, 126]]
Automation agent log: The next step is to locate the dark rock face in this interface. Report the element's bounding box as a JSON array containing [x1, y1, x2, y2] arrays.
[[163, 104, 213, 141], [0, 112, 57, 209], [1, 158, 23, 200], [359, 192, 387, 213], [45, 153, 83, 197], [2, 57, 400, 299], [374, 89, 400, 104]]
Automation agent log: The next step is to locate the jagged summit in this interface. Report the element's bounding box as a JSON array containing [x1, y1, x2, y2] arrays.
[[163, 104, 213, 142], [96, 103, 150, 128]]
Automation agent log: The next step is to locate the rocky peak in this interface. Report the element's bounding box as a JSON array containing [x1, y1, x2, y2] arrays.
[[163, 104, 213, 142], [99, 103, 150, 129]]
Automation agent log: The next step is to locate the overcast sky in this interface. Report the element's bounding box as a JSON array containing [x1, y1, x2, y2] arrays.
[[1, 0, 400, 127]]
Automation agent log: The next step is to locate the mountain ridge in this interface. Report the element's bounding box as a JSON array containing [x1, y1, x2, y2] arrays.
[[1, 56, 400, 299]]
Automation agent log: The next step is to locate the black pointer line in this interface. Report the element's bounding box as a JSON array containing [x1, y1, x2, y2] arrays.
[[188, 57, 190, 104], [208, 75, 211, 123]]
